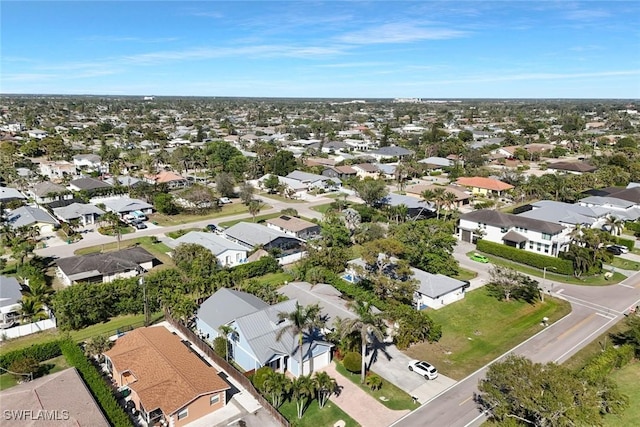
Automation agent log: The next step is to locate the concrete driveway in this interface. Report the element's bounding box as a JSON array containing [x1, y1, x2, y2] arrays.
[[369, 341, 456, 404]]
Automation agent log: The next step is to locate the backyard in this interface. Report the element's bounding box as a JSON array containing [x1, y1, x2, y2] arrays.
[[0, 355, 70, 391], [73, 236, 173, 266], [148, 202, 257, 226], [405, 287, 571, 380]]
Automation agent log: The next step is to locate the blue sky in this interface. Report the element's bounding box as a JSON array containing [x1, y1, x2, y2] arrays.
[[2, 1, 639, 98]]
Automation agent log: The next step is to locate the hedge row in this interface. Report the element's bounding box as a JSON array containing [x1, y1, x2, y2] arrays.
[[59, 340, 133, 427], [0, 340, 62, 370], [476, 239, 574, 275], [615, 236, 636, 251], [231, 255, 280, 278], [324, 271, 388, 311], [579, 344, 635, 383]]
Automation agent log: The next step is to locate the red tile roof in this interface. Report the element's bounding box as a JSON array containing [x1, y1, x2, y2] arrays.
[[455, 177, 514, 192]]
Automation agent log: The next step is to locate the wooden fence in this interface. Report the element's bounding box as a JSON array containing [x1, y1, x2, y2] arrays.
[[165, 314, 290, 427]]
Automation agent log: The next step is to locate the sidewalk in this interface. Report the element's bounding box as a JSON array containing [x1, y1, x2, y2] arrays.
[[319, 362, 409, 427]]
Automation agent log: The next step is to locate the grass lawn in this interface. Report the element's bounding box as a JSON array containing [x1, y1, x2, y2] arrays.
[[311, 203, 335, 214], [0, 354, 71, 390], [334, 361, 416, 411], [278, 399, 359, 427], [166, 227, 201, 239], [98, 225, 135, 236], [149, 203, 255, 226], [454, 266, 477, 282], [219, 212, 281, 228], [259, 192, 306, 203], [0, 312, 164, 355], [74, 236, 174, 266], [562, 318, 628, 371], [469, 251, 627, 286], [604, 361, 640, 426], [610, 257, 640, 271], [405, 288, 571, 380], [254, 272, 294, 287]]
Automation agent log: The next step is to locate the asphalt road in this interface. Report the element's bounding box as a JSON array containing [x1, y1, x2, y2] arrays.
[[392, 263, 640, 427]]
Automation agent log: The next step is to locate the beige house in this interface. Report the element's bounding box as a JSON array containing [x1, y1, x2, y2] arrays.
[[265, 215, 320, 240], [104, 326, 230, 427]]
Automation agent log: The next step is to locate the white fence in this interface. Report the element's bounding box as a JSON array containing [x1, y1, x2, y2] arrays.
[[278, 252, 306, 265], [0, 319, 57, 341]]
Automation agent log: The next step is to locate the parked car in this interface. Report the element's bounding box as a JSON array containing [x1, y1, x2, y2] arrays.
[[470, 253, 489, 263], [133, 222, 147, 230], [219, 197, 232, 204], [206, 224, 219, 233], [408, 360, 438, 380], [606, 245, 623, 255], [609, 244, 629, 254]]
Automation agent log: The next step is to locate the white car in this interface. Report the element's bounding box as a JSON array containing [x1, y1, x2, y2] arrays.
[[219, 197, 232, 204], [408, 360, 438, 380]]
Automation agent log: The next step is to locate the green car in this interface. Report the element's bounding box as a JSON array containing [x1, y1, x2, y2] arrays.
[[470, 253, 489, 263]]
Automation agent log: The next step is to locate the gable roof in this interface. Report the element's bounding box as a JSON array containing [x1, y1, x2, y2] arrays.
[[224, 222, 302, 248], [521, 200, 607, 225], [197, 288, 268, 332], [548, 161, 597, 173], [266, 215, 318, 233], [0, 368, 110, 427], [104, 326, 229, 416], [69, 177, 113, 191], [461, 209, 564, 234], [56, 247, 156, 281], [6, 206, 59, 228], [353, 163, 379, 173], [151, 170, 187, 183], [455, 177, 514, 192], [30, 181, 69, 197], [418, 157, 453, 167], [286, 170, 335, 184], [171, 231, 248, 256], [0, 276, 22, 310], [0, 186, 26, 201], [370, 146, 414, 156], [102, 197, 153, 213], [411, 269, 467, 299]]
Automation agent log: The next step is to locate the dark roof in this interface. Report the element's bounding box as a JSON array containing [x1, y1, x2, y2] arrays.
[[56, 247, 156, 277], [502, 230, 528, 243], [548, 161, 597, 173], [606, 187, 640, 204], [44, 197, 86, 209], [371, 146, 414, 156], [69, 177, 113, 191], [461, 209, 564, 234]]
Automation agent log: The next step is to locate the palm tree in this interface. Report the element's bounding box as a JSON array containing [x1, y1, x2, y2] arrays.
[[433, 187, 447, 220], [340, 300, 385, 383], [262, 370, 291, 408], [276, 302, 323, 377], [218, 324, 236, 361], [84, 335, 112, 363], [441, 191, 458, 217], [313, 371, 337, 409], [101, 211, 122, 250], [248, 200, 263, 222], [604, 215, 624, 236], [19, 297, 47, 324], [22, 280, 53, 307], [291, 375, 316, 419]]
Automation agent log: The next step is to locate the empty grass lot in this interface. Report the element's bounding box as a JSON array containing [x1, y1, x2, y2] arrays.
[[604, 361, 640, 426], [334, 361, 415, 411], [149, 202, 256, 226], [218, 212, 281, 228], [74, 236, 173, 266], [405, 288, 571, 380], [278, 399, 359, 427], [610, 257, 640, 271]]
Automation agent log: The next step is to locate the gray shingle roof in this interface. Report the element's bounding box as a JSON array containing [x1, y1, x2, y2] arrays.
[[0, 276, 22, 309], [6, 206, 59, 228], [224, 222, 301, 248], [102, 197, 153, 213], [371, 146, 414, 156], [171, 231, 248, 256], [69, 178, 113, 191], [53, 203, 105, 220], [56, 247, 155, 278], [30, 181, 68, 197], [461, 209, 564, 234], [0, 186, 26, 201]]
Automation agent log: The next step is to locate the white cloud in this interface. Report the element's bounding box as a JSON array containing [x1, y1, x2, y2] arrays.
[[337, 21, 467, 45]]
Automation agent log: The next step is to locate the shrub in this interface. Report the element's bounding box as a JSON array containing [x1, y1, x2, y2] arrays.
[[0, 340, 62, 370], [366, 373, 383, 390], [342, 352, 362, 373], [231, 255, 280, 278], [60, 340, 133, 427], [252, 366, 273, 392], [213, 336, 228, 359], [8, 357, 40, 380], [615, 236, 635, 251], [476, 239, 573, 275], [580, 344, 635, 383]]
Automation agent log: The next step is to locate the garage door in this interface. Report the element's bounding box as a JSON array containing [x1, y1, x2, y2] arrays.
[[461, 229, 472, 243]]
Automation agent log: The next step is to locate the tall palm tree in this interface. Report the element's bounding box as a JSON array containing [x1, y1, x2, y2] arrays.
[[604, 215, 624, 236], [262, 370, 291, 408], [22, 280, 53, 307], [101, 211, 122, 250], [433, 187, 447, 220], [248, 200, 263, 222], [276, 302, 323, 377], [218, 324, 236, 361], [340, 300, 385, 383], [291, 375, 316, 419]]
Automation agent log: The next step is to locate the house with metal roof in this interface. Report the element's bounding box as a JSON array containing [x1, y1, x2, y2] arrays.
[[0, 276, 22, 329], [168, 231, 248, 267], [519, 200, 611, 228], [55, 246, 156, 286], [6, 205, 59, 233], [195, 288, 333, 377], [286, 170, 342, 191], [53, 202, 105, 226], [378, 193, 435, 219], [102, 197, 153, 217], [459, 209, 572, 256]]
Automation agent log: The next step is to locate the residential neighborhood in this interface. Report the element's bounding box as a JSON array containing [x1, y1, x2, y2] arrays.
[[1, 96, 639, 427]]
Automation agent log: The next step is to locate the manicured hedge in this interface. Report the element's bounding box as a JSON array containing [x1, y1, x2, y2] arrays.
[[231, 255, 280, 278], [59, 340, 133, 427], [615, 236, 635, 251], [476, 239, 574, 275], [0, 340, 62, 370]]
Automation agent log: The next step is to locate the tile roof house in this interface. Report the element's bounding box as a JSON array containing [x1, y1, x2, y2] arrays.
[[145, 170, 190, 189], [55, 247, 156, 286], [104, 326, 230, 427], [195, 288, 333, 377], [0, 275, 22, 329], [455, 177, 514, 196], [6, 206, 59, 233], [458, 209, 571, 257], [265, 215, 320, 240], [168, 231, 248, 267], [52, 202, 105, 226], [0, 368, 110, 427]]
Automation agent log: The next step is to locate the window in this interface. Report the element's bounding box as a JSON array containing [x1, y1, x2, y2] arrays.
[[536, 242, 542, 251], [529, 241, 534, 250], [210, 394, 220, 405], [544, 244, 549, 254], [541, 233, 552, 240], [500, 227, 508, 233], [177, 409, 188, 420]]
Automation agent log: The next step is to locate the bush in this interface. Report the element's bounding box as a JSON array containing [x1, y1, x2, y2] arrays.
[[8, 357, 40, 380], [213, 336, 228, 359], [342, 352, 362, 373], [231, 255, 280, 278], [0, 341, 62, 370], [476, 239, 573, 275], [252, 366, 273, 392], [615, 236, 635, 251], [579, 344, 635, 383], [60, 340, 133, 427]]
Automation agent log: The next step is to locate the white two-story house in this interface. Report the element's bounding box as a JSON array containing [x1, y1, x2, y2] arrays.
[[458, 209, 571, 257]]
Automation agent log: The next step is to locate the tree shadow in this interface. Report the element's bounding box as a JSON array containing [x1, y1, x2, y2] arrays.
[[367, 335, 393, 370]]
